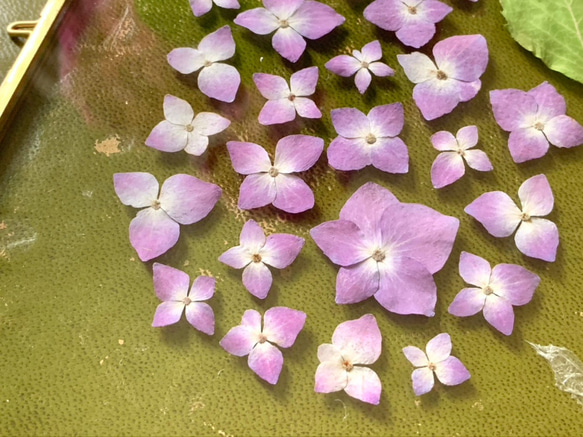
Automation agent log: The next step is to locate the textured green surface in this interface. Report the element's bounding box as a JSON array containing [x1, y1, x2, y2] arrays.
[[1, 0, 583, 435]]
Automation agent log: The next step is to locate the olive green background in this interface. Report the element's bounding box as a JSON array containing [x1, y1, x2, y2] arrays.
[[1, 0, 583, 435]]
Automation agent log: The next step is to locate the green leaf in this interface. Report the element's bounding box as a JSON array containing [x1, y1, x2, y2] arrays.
[[500, 0, 583, 84]]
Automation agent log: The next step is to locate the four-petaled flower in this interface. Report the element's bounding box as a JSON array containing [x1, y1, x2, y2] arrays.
[[220, 307, 306, 384], [219, 220, 304, 299], [152, 263, 216, 335], [325, 41, 394, 94], [431, 125, 493, 189], [167, 25, 241, 102], [490, 82, 583, 163], [397, 34, 489, 120], [254, 67, 321, 125], [364, 0, 453, 48], [403, 333, 470, 396], [327, 104, 409, 174], [145, 95, 230, 156], [234, 0, 345, 63], [189, 0, 240, 17], [310, 182, 459, 316], [113, 172, 222, 261], [449, 252, 540, 335], [227, 135, 323, 213], [465, 174, 559, 262], [315, 314, 382, 405]]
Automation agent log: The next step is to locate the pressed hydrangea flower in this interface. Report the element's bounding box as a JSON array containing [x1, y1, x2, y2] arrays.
[[397, 34, 489, 120], [220, 307, 306, 384], [152, 263, 216, 335], [219, 220, 304, 299], [227, 135, 323, 213], [490, 82, 583, 163], [449, 252, 540, 335], [190, 0, 240, 17], [403, 333, 470, 396], [325, 41, 394, 94], [364, 0, 453, 48], [167, 25, 240, 102], [234, 0, 345, 63], [113, 172, 221, 261], [431, 125, 492, 189], [315, 314, 382, 405], [254, 67, 321, 125], [145, 95, 230, 156], [465, 174, 559, 262], [310, 182, 459, 316], [327, 104, 408, 174]]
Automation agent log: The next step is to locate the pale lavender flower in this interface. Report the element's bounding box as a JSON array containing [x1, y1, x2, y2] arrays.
[[325, 41, 394, 94], [190, 0, 240, 17], [220, 307, 306, 384]]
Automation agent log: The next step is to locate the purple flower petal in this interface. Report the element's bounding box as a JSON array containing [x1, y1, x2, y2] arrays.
[[544, 115, 583, 148], [434, 356, 470, 385], [310, 220, 369, 267], [514, 218, 559, 262], [153, 263, 189, 301], [242, 261, 273, 299], [198, 63, 240, 102], [483, 294, 515, 335], [145, 121, 188, 153], [331, 314, 381, 365], [433, 34, 488, 82], [370, 137, 409, 173], [218, 246, 250, 269], [272, 174, 315, 213], [458, 251, 491, 287], [448, 287, 486, 317], [185, 302, 215, 335], [274, 135, 323, 173], [238, 173, 277, 210], [258, 99, 297, 125], [518, 174, 554, 217], [508, 128, 549, 163], [220, 309, 261, 356], [431, 152, 465, 188], [325, 55, 361, 77], [489, 264, 539, 306], [425, 332, 452, 363], [272, 27, 306, 63], [363, 0, 405, 32], [423, 0, 454, 22], [260, 234, 304, 269], [199, 25, 236, 62], [264, 0, 303, 18], [263, 307, 306, 348], [344, 366, 382, 405], [397, 52, 435, 83], [287, 0, 345, 40], [227, 141, 272, 175], [402, 346, 429, 368], [192, 112, 231, 137], [189, 276, 216, 301], [465, 192, 522, 238], [327, 137, 370, 171], [114, 172, 159, 208], [368, 62, 394, 77], [361, 40, 382, 61], [430, 130, 456, 152], [163, 95, 194, 125], [412, 367, 434, 396], [248, 341, 284, 384], [293, 97, 322, 119], [129, 208, 180, 261], [190, 0, 213, 17], [314, 361, 347, 393], [167, 48, 204, 74], [240, 219, 267, 252], [528, 81, 566, 121], [152, 301, 184, 327], [464, 150, 493, 171], [369, 103, 404, 137], [335, 259, 380, 304], [253, 73, 290, 99], [234, 8, 279, 35], [396, 21, 436, 49], [412, 79, 462, 121], [489, 89, 536, 132], [290, 66, 319, 96], [355, 69, 372, 94], [456, 125, 478, 149], [331, 107, 370, 138]]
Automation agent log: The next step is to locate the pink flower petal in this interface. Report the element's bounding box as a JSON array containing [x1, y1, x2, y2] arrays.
[[368, 62, 394, 77], [508, 127, 549, 163], [145, 121, 188, 153], [483, 294, 515, 335], [263, 307, 306, 348], [129, 208, 180, 261], [464, 150, 493, 171], [370, 137, 409, 174], [198, 25, 236, 62], [489, 89, 537, 131], [253, 73, 290, 99], [167, 48, 204, 74], [331, 107, 370, 138], [422, 0, 453, 22], [192, 112, 231, 137], [412, 78, 462, 121], [159, 175, 221, 225], [185, 302, 215, 335], [153, 263, 189, 301], [227, 141, 272, 175], [310, 220, 369, 267], [431, 130, 457, 151], [240, 219, 266, 253], [544, 115, 583, 148], [272, 27, 306, 63], [412, 367, 434, 396], [403, 346, 429, 368], [434, 356, 470, 386], [325, 55, 361, 77], [397, 52, 436, 83], [238, 173, 277, 210], [258, 99, 297, 125], [465, 191, 522, 238], [234, 8, 279, 35], [518, 174, 554, 217], [264, 0, 303, 18], [459, 80, 482, 102], [293, 97, 322, 119], [317, 343, 342, 363], [241, 308, 262, 330], [355, 68, 372, 94], [332, 314, 381, 365], [456, 125, 478, 149], [514, 218, 559, 262], [219, 246, 251, 269], [375, 256, 437, 316], [189, 276, 216, 301], [459, 251, 491, 287], [290, 66, 319, 96], [197, 63, 240, 102], [489, 264, 539, 306], [361, 40, 382, 61], [448, 287, 486, 317], [528, 81, 566, 121], [214, 0, 240, 9], [152, 301, 184, 327], [335, 259, 380, 304], [190, 0, 213, 17], [431, 152, 465, 188], [433, 35, 488, 82], [272, 174, 315, 213], [426, 333, 452, 363], [114, 172, 158, 208], [248, 341, 284, 384], [184, 135, 207, 156], [163, 95, 194, 125], [368, 103, 404, 137], [287, 1, 345, 40], [260, 234, 304, 269], [220, 310, 260, 356], [314, 361, 347, 393], [364, 0, 406, 32], [274, 135, 323, 173], [344, 366, 382, 405], [242, 261, 273, 299], [396, 21, 436, 49]]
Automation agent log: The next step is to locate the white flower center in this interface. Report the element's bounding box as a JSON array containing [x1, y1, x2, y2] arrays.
[[436, 70, 448, 80], [151, 200, 161, 210], [366, 133, 377, 145], [521, 212, 531, 222], [372, 249, 385, 262], [269, 167, 279, 177], [279, 19, 289, 29], [203, 60, 212, 68], [456, 148, 465, 157], [185, 124, 194, 132], [182, 297, 192, 305], [342, 359, 353, 372], [288, 93, 296, 101], [428, 362, 437, 371], [534, 122, 545, 131], [482, 286, 494, 296], [361, 61, 370, 69], [258, 333, 268, 344], [252, 253, 262, 263], [408, 5, 417, 14]]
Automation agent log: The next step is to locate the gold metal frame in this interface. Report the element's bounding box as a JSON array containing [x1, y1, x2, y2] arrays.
[[0, 0, 71, 141]]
